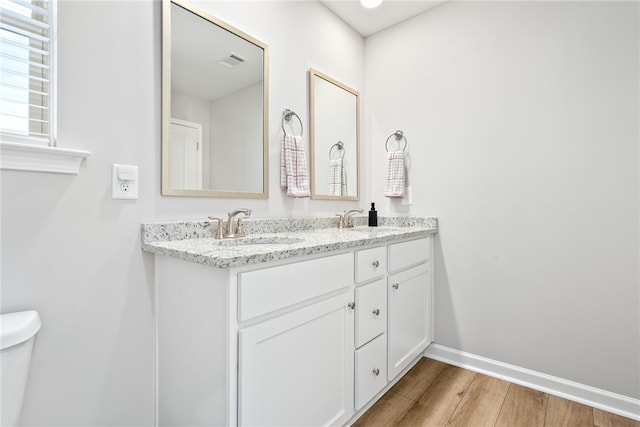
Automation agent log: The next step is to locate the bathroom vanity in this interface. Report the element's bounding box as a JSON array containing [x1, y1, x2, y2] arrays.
[[142, 217, 437, 426]]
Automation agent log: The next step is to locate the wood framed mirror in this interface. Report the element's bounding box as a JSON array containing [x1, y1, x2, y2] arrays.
[[162, 0, 269, 198], [309, 69, 360, 201]]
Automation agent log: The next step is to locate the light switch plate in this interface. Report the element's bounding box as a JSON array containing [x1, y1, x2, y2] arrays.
[[112, 164, 138, 200]]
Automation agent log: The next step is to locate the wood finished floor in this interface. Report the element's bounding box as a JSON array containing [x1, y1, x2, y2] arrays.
[[353, 358, 640, 427]]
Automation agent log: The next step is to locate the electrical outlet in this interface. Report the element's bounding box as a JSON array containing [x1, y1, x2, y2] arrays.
[[112, 164, 138, 200]]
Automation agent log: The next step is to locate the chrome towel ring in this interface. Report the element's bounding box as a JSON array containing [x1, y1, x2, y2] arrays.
[[281, 109, 303, 136], [385, 130, 407, 152], [329, 141, 345, 160]]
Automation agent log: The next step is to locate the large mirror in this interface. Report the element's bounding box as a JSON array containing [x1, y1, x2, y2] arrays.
[[162, 0, 269, 198], [309, 69, 360, 200]]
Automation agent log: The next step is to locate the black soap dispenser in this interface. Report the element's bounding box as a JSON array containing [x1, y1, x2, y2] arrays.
[[368, 202, 378, 227]]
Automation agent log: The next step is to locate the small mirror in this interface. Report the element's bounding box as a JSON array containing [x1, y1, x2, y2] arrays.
[[309, 69, 360, 200], [162, 0, 269, 198]]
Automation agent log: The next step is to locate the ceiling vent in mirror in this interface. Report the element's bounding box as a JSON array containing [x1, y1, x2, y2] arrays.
[[218, 53, 248, 68]]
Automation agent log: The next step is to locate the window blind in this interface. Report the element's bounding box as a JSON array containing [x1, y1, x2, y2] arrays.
[[0, 0, 53, 145]]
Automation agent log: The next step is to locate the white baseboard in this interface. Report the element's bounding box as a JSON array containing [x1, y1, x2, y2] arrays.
[[424, 344, 640, 422]]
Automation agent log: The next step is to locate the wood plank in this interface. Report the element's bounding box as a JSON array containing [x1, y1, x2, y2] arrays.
[[392, 358, 447, 401], [352, 391, 416, 427], [446, 373, 510, 427], [494, 384, 548, 427], [355, 360, 639, 427], [594, 408, 640, 427], [397, 364, 477, 427], [545, 395, 594, 427]]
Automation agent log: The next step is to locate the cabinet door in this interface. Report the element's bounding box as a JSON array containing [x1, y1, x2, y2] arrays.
[[238, 292, 354, 426], [388, 263, 431, 380]]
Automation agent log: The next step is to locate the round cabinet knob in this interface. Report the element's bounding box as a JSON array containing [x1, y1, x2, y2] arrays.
[[372, 308, 380, 316], [372, 260, 380, 268], [392, 283, 399, 290], [348, 302, 356, 310], [372, 368, 380, 376]]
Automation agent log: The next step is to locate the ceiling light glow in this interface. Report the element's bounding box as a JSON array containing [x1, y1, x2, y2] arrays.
[[360, 0, 383, 8]]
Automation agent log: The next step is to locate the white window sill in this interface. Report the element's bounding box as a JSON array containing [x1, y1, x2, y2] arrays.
[[0, 142, 90, 175]]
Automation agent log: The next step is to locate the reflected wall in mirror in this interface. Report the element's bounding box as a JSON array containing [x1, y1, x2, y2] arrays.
[[162, 0, 269, 198], [309, 69, 360, 200]]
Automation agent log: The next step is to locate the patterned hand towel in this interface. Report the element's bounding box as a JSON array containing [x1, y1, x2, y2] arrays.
[[385, 151, 405, 198], [328, 158, 347, 196], [280, 134, 310, 198]]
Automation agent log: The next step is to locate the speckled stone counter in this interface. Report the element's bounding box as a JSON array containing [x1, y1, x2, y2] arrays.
[[141, 216, 437, 269]]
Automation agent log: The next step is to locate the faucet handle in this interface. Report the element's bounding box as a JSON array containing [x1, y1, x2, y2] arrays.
[[335, 213, 345, 229], [207, 217, 224, 239], [345, 215, 354, 228], [236, 217, 247, 238]]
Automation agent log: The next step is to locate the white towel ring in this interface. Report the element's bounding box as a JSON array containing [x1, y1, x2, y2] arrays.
[[385, 130, 407, 152], [329, 141, 345, 160], [282, 109, 303, 136]]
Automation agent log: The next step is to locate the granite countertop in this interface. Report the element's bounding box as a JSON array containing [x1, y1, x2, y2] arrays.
[[141, 216, 437, 269]]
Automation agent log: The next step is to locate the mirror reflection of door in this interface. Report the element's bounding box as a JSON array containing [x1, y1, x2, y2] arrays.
[[170, 118, 202, 190]]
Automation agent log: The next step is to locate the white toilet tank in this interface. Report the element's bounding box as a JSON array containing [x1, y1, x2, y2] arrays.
[[1, 311, 41, 426]]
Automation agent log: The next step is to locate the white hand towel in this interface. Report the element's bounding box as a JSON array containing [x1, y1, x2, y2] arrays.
[[385, 151, 405, 198], [328, 158, 347, 196], [280, 134, 310, 198]]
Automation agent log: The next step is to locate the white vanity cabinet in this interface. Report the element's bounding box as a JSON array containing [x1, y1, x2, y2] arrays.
[[154, 234, 434, 427], [236, 253, 354, 427], [353, 237, 434, 409]]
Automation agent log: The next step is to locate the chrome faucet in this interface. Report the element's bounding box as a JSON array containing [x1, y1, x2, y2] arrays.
[[336, 208, 363, 229], [225, 208, 252, 238]]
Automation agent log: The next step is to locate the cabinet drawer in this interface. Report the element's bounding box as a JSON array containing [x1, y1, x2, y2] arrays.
[[355, 333, 387, 410], [355, 246, 387, 283], [388, 238, 430, 272], [355, 278, 386, 348], [238, 253, 353, 321]]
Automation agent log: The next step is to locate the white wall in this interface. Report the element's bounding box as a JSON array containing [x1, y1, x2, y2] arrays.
[[0, 1, 364, 425], [366, 1, 639, 399], [210, 82, 263, 192]]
